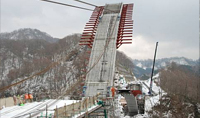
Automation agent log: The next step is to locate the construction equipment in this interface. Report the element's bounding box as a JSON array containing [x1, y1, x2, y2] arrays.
[[118, 84, 145, 116], [148, 42, 158, 95]]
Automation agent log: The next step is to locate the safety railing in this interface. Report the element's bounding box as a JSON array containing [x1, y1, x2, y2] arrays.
[[54, 94, 100, 118]]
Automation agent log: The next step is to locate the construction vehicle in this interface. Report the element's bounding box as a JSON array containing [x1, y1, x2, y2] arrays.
[[118, 83, 145, 116]]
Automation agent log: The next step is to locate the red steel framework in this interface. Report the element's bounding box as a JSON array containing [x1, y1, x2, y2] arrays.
[[79, 4, 133, 49], [79, 4, 133, 88], [117, 4, 133, 48], [79, 3, 133, 71], [79, 6, 104, 85], [79, 6, 104, 48]]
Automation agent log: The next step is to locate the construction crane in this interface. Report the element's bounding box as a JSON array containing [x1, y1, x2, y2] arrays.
[[148, 42, 158, 95]]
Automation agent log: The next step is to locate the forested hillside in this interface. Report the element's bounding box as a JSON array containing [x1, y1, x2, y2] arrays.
[[0, 28, 136, 100], [149, 62, 200, 117], [0, 28, 58, 42], [0, 33, 87, 99]]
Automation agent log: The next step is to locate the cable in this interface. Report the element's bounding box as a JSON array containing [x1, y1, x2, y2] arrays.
[[42, 0, 119, 14], [73, 0, 116, 13], [41, 0, 93, 11], [73, 0, 96, 7]]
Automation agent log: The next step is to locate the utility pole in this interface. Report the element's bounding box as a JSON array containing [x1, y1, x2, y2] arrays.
[[149, 42, 158, 95]]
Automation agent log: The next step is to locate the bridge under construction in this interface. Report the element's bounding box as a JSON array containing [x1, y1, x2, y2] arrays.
[[78, 3, 144, 117], [80, 3, 133, 98], [0, 1, 147, 117]]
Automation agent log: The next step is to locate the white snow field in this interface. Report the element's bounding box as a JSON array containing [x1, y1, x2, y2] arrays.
[[0, 99, 78, 118], [0, 74, 163, 118], [114, 73, 165, 118]]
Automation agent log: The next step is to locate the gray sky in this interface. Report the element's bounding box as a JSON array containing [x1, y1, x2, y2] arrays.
[[0, 0, 199, 60]]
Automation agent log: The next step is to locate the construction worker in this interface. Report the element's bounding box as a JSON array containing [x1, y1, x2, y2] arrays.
[[13, 95, 17, 105], [17, 94, 21, 104], [97, 100, 104, 107], [111, 86, 116, 97], [16, 95, 24, 106], [24, 93, 29, 103], [28, 93, 33, 102], [19, 101, 24, 106]]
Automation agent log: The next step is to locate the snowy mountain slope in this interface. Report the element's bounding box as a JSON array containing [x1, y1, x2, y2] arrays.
[[0, 28, 136, 101], [133, 57, 197, 69], [0, 33, 87, 99], [0, 28, 58, 42], [1, 63, 198, 117], [139, 74, 163, 111], [132, 57, 198, 78], [142, 65, 200, 118]]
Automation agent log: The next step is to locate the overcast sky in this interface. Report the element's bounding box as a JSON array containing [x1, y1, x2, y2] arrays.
[[0, 0, 199, 60]]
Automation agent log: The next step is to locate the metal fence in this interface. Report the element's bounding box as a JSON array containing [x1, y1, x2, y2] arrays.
[[54, 94, 100, 118]]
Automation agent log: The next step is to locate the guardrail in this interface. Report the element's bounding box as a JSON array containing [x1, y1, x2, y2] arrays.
[[54, 94, 100, 118]]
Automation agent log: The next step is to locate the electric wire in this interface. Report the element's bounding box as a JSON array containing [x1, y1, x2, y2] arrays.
[[42, 0, 116, 14], [73, 0, 96, 7], [41, 0, 93, 11], [73, 0, 116, 13]]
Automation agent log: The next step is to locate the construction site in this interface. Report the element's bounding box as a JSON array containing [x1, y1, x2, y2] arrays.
[[0, 0, 199, 118]]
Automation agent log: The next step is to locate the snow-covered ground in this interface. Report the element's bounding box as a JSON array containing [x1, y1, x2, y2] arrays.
[[0, 99, 78, 118], [139, 73, 166, 112], [0, 74, 164, 118], [115, 73, 165, 118]]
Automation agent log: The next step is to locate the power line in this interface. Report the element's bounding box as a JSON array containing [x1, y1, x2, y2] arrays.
[[41, 0, 93, 11], [41, 0, 116, 15], [73, 0, 116, 13], [73, 0, 97, 7]]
